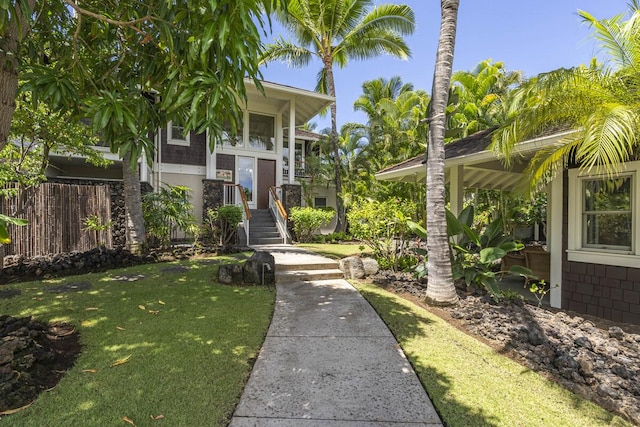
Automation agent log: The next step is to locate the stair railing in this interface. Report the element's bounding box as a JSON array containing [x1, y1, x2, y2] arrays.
[[223, 183, 251, 244], [269, 186, 290, 243]]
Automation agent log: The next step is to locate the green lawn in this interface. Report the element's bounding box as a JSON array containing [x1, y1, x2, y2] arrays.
[[296, 242, 372, 259], [354, 282, 630, 427], [0, 255, 274, 427]]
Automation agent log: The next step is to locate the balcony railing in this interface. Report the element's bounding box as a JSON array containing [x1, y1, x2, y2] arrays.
[[282, 161, 311, 179]]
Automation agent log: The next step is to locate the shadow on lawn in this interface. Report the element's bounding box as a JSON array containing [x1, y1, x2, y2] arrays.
[[358, 285, 501, 427]]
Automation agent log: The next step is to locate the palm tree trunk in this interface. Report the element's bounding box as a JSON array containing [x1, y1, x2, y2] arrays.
[[324, 61, 346, 233], [122, 151, 147, 254], [425, 0, 460, 306]]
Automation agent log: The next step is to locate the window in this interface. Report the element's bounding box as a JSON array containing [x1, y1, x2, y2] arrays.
[[222, 118, 243, 148], [568, 165, 639, 268], [582, 177, 632, 251], [168, 121, 190, 146], [248, 113, 275, 151], [238, 156, 254, 202], [314, 197, 327, 208]]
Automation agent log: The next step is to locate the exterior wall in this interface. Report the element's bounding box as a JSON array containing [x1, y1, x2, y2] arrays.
[[161, 172, 204, 223], [561, 171, 640, 325], [160, 129, 207, 166], [301, 185, 338, 234]]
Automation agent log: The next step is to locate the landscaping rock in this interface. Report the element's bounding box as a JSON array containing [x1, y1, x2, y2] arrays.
[[362, 257, 379, 276], [243, 251, 275, 286], [218, 264, 243, 284], [339, 256, 366, 279]]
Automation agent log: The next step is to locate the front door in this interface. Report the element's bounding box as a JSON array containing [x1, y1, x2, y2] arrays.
[[257, 159, 276, 209]]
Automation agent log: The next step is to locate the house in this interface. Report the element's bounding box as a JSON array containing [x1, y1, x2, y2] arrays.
[[375, 128, 640, 326], [46, 79, 336, 244]]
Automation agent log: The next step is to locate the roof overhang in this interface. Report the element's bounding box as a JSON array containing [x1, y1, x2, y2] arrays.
[[375, 130, 577, 191], [245, 79, 334, 126]]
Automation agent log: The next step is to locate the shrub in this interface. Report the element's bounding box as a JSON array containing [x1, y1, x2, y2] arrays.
[[290, 207, 335, 243], [347, 198, 416, 271], [205, 205, 243, 245], [143, 184, 198, 248]]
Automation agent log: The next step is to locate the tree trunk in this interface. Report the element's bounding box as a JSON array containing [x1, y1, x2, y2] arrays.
[[0, 1, 36, 149], [122, 151, 147, 254], [324, 60, 346, 233], [425, 0, 460, 306]]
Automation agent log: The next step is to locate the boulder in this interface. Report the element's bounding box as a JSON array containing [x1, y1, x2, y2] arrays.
[[243, 251, 275, 285], [362, 257, 379, 276], [339, 256, 365, 279], [218, 264, 243, 284]]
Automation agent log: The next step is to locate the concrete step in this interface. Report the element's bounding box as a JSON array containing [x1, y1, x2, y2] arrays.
[[250, 225, 278, 231], [251, 231, 281, 239], [251, 237, 284, 245], [276, 268, 345, 283], [277, 261, 340, 272]]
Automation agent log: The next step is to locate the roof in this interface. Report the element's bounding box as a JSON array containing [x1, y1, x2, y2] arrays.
[[245, 79, 334, 126], [295, 129, 322, 141], [375, 128, 576, 191]]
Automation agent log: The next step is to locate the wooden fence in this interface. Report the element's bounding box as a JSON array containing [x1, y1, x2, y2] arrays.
[[1, 182, 112, 257]]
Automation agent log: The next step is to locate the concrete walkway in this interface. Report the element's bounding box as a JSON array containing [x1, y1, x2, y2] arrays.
[[229, 245, 442, 426]]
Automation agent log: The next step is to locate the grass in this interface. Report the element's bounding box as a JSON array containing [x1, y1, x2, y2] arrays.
[[0, 255, 274, 427], [296, 242, 372, 259], [354, 282, 630, 427]]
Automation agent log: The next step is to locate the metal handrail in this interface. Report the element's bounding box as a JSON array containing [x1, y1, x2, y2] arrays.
[[269, 186, 290, 243]]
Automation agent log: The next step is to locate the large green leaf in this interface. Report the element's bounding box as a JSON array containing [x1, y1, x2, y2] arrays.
[[479, 247, 506, 264]]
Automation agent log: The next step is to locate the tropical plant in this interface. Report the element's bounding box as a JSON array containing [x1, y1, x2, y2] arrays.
[[492, 3, 640, 192], [424, 0, 460, 305], [289, 206, 335, 243], [82, 214, 113, 247], [206, 206, 244, 246], [348, 198, 415, 271], [447, 59, 522, 139], [261, 0, 416, 232], [142, 185, 198, 248], [409, 205, 524, 299]]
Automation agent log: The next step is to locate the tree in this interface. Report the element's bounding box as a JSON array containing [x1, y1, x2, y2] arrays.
[[425, 0, 460, 306], [448, 59, 522, 139], [1, 1, 283, 252], [261, 0, 416, 232], [492, 3, 640, 193]]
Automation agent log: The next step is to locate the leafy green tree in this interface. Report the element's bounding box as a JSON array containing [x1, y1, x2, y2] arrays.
[[143, 184, 198, 248], [425, 0, 460, 306], [1, 1, 283, 252], [261, 0, 416, 232], [492, 3, 640, 192], [448, 59, 522, 139]]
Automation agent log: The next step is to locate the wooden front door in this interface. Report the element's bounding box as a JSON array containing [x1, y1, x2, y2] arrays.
[[257, 159, 276, 209]]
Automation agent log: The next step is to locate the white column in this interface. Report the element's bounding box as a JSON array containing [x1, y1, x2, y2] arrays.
[[288, 98, 296, 184], [449, 165, 464, 217], [140, 151, 149, 183], [205, 129, 216, 180], [548, 174, 563, 308]]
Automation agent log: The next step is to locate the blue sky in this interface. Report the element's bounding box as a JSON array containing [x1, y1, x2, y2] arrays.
[[259, 0, 630, 130]]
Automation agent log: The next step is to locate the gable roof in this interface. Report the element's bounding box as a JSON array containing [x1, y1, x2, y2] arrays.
[[375, 128, 576, 191]]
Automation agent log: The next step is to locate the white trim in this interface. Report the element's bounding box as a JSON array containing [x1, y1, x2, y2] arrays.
[[567, 162, 640, 267], [548, 175, 563, 308], [167, 122, 191, 146], [160, 163, 205, 175]]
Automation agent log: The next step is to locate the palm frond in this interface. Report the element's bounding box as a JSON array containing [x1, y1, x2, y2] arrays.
[[260, 38, 315, 67]]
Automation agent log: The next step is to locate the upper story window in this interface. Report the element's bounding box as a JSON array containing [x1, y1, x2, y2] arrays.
[[168, 120, 190, 146], [582, 177, 632, 251], [248, 113, 275, 151], [222, 118, 244, 148]]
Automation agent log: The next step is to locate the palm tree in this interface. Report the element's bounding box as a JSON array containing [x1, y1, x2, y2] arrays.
[[448, 59, 522, 138], [492, 3, 640, 193], [261, 0, 416, 232], [425, 0, 460, 306]]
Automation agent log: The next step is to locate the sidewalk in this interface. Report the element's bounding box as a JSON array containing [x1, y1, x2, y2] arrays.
[[229, 245, 442, 426]]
